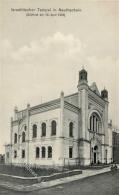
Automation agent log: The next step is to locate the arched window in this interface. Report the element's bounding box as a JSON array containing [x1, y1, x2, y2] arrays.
[[41, 147, 46, 158], [41, 123, 46, 137], [69, 147, 73, 158], [69, 122, 73, 137], [14, 150, 17, 158], [51, 120, 56, 136], [90, 116, 92, 130], [36, 147, 40, 158], [89, 113, 101, 133], [94, 145, 98, 151], [24, 125, 27, 131], [22, 149, 25, 158], [22, 132, 25, 142], [14, 133, 17, 143], [32, 124, 37, 138], [48, 146, 52, 158]]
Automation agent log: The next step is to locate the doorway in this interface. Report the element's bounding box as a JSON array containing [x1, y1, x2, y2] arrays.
[[93, 145, 98, 164], [94, 152, 96, 163]]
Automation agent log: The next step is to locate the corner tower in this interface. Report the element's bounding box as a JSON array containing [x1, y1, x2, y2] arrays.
[[77, 68, 90, 165], [101, 88, 109, 159]]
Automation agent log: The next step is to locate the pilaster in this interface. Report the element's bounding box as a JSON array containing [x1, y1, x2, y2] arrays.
[[59, 91, 64, 164], [26, 103, 30, 164]]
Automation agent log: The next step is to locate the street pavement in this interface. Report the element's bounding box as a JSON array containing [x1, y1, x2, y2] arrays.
[[0, 166, 115, 192], [0, 170, 119, 195]]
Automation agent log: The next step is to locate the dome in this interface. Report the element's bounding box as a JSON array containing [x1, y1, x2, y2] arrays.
[[79, 68, 87, 82], [101, 88, 108, 99]]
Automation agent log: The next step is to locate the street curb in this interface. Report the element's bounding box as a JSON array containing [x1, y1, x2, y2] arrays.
[[0, 167, 113, 192]]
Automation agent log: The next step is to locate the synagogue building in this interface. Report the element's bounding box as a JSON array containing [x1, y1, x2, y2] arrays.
[[5, 68, 112, 167]]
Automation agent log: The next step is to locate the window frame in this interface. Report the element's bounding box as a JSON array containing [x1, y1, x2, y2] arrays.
[[41, 122, 46, 137], [36, 147, 40, 158], [48, 146, 52, 158], [51, 120, 57, 136], [22, 149, 25, 158], [14, 150, 17, 158], [69, 122, 73, 137], [41, 146, 46, 158], [32, 124, 37, 138], [69, 147, 73, 159], [14, 133, 17, 144], [22, 132, 25, 143]]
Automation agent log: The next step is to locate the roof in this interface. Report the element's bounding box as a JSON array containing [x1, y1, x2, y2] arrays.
[[90, 82, 100, 96]]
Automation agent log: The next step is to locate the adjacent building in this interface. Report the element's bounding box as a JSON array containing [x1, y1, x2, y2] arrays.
[[5, 68, 112, 167], [112, 127, 119, 163]]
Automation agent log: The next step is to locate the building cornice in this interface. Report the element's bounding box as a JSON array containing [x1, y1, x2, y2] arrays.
[[101, 144, 109, 146], [30, 99, 60, 115], [78, 138, 90, 143], [88, 130, 105, 136], [64, 101, 80, 114]]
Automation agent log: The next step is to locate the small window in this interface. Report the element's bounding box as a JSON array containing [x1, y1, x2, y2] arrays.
[[69, 147, 73, 158], [14, 133, 17, 143], [48, 146, 52, 158], [24, 125, 27, 131], [22, 132, 25, 142], [41, 147, 46, 158], [32, 124, 37, 138], [22, 150, 25, 158], [36, 147, 40, 158], [41, 123, 46, 137], [51, 120, 56, 136], [69, 122, 73, 137], [14, 150, 17, 158]]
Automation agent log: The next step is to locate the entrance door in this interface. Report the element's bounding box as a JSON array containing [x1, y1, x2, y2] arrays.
[[94, 152, 96, 163]]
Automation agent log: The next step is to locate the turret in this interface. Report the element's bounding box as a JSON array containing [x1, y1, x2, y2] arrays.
[[27, 103, 30, 110], [101, 88, 108, 100], [79, 68, 88, 85]]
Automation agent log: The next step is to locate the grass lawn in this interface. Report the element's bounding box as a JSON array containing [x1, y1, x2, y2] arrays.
[[0, 164, 82, 184], [0, 164, 59, 177]]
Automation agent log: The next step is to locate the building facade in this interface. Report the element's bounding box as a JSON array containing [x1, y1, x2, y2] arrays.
[[112, 127, 119, 163], [5, 69, 112, 167]]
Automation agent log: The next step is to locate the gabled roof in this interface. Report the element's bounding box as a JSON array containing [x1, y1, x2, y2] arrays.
[[90, 82, 100, 96]]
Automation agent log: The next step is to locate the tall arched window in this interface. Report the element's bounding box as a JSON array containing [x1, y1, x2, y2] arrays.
[[32, 124, 37, 138], [36, 147, 40, 158], [24, 125, 27, 131], [41, 147, 46, 158], [69, 122, 73, 137], [51, 120, 56, 136], [14, 133, 17, 143], [89, 113, 101, 133], [22, 132, 25, 142], [48, 146, 52, 158], [90, 116, 92, 130], [41, 123, 46, 137]]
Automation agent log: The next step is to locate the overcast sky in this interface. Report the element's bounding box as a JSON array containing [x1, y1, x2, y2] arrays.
[[0, 0, 119, 154]]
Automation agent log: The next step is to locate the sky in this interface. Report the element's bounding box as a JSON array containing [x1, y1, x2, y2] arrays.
[[0, 0, 119, 154]]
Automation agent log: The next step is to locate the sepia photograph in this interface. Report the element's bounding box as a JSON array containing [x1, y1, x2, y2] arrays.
[[0, 0, 119, 194]]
